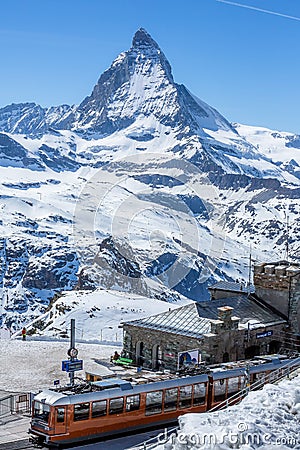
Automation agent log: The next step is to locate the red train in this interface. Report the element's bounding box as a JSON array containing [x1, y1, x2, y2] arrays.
[[29, 357, 299, 447]]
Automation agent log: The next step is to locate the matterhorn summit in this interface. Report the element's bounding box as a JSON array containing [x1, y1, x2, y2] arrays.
[[75, 27, 177, 134], [74, 28, 238, 138]]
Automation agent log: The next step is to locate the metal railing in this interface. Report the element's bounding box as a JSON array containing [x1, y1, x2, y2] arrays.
[[125, 426, 178, 450], [0, 392, 32, 419]]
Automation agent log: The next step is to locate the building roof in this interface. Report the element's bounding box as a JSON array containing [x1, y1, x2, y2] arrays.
[[124, 303, 212, 339], [123, 296, 286, 339], [194, 296, 285, 327], [208, 281, 254, 294]]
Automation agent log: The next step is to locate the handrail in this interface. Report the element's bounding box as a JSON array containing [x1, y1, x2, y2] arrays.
[[126, 426, 178, 450], [0, 395, 13, 418], [0, 392, 32, 418]]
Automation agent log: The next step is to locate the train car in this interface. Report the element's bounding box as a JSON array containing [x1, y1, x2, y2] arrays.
[[29, 357, 299, 447]]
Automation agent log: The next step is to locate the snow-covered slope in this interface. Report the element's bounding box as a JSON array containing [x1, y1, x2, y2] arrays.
[[0, 28, 299, 333], [234, 123, 300, 180], [25, 288, 190, 340]]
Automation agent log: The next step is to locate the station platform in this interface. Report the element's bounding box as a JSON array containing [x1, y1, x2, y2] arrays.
[[0, 414, 30, 449]]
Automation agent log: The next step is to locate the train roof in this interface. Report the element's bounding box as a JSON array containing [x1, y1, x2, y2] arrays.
[[34, 373, 209, 406], [33, 357, 300, 407], [34, 389, 68, 406], [33, 368, 247, 406], [248, 357, 297, 374]]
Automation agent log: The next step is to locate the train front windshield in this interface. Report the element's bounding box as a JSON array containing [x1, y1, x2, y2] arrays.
[[33, 401, 50, 423]]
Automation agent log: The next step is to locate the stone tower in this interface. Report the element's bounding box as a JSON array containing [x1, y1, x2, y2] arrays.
[[253, 261, 300, 333]]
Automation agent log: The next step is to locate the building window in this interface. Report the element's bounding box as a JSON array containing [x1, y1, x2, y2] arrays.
[[126, 395, 140, 412], [164, 388, 178, 412], [152, 344, 162, 370], [223, 352, 229, 363], [74, 403, 90, 421], [109, 397, 124, 415], [193, 383, 206, 406], [145, 391, 163, 415], [179, 385, 192, 408], [92, 400, 107, 418], [136, 341, 144, 366]]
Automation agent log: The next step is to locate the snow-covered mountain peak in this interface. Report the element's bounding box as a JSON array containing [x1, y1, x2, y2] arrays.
[[132, 28, 160, 49], [74, 29, 177, 134]]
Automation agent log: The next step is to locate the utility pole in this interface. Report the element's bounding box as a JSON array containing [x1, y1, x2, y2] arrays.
[[69, 319, 76, 386], [248, 245, 252, 294], [285, 215, 289, 262], [62, 319, 82, 386]]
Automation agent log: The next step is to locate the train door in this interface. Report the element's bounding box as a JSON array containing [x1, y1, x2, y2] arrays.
[[54, 406, 67, 435]]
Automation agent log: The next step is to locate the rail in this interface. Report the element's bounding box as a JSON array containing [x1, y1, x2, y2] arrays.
[[128, 357, 300, 450], [125, 426, 178, 450], [0, 392, 33, 419]]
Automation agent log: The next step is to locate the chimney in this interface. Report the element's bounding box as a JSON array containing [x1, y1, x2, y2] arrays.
[[217, 306, 234, 330]]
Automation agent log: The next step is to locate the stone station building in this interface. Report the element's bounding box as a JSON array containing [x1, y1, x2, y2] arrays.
[[121, 261, 300, 372], [122, 294, 286, 372]]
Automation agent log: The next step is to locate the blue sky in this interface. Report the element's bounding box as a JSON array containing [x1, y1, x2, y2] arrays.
[[1, 0, 300, 133]]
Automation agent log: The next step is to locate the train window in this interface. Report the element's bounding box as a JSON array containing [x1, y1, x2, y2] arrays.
[[33, 401, 50, 423], [109, 397, 124, 415], [56, 407, 65, 423], [92, 400, 107, 418], [145, 391, 163, 415], [268, 371, 277, 383], [164, 388, 178, 412], [179, 385, 192, 408], [193, 383, 206, 406], [214, 379, 227, 402], [256, 372, 266, 384], [126, 395, 140, 412], [74, 403, 90, 421], [227, 377, 240, 397]]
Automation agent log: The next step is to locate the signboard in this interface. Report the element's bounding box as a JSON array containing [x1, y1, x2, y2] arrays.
[[62, 359, 83, 372], [178, 349, 200, 370], [256, 330, 273, 339]]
